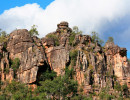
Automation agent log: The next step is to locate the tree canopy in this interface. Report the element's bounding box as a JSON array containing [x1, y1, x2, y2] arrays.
[[107, 37, 114, 42], [29, 25, 39, 36], [0, 29, 8, 43], [91, 31, 104, 45]]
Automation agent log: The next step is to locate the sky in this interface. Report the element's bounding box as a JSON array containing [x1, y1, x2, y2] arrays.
[[0, 0, 130, 58]]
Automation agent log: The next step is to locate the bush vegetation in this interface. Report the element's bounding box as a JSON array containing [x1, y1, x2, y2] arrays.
[[107, 37, 114, 42], [99, 85, 115, 100], [0, 29, 8, 43], [46, 34, 60, 46], [0, 80, 32, 100], [4, 67, 9, 74], [69, 26, 82, 46], [114, 81, 122, 91], [69, 50, 78, 66], [29, 25, 39, 36], [91, 31, 104, 45], [11, 58, 20, 72], [0, 68, 84, 100]]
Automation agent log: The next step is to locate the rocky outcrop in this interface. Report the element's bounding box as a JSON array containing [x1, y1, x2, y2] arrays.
[[0, 29, 48, 84], [56, 21, 72, 34], [45, 46, 69, 75], [0, 21, 129, 97], [105, 42, 130, 87]]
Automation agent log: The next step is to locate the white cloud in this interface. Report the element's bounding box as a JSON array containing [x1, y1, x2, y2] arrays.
[[0, 0, 130, 40]]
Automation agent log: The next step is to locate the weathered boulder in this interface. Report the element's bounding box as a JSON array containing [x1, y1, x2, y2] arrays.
[[41, 37, 55, 48], [56, 21, 72, 34], [74, 34, 92, 46]]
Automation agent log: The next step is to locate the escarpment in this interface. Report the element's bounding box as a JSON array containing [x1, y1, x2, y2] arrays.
[[0, 21, 129, 98]]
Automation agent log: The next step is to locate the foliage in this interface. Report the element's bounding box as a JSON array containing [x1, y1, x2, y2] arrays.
[[0, 29, 8, 43], [3, 43, 7, 52], [69, 50, 78, 60], [65, 67, 75, 79], [91, 31, 104, 45], [107, 37, 114, 42], [122, 83, 129, 97], [29, 25, 39, 36], [40, 69, 57, 81], [36, 69, 77, 100], [114, 81, 122, 91], [122, 83, 128, 91], [69, 32, 76, 46], [72, 26, 82, 35], [11, 58, 20, 72], [71, 95, 93, 100], [4, 67, 9, 74], [99, 92, 115, 100], [0, 80, 32, 100], [0, 67, 77, 99], [69, 50, 78, 66], [99, 86, 115, 100], [69, 26, 82, 46], [46, 34, 59, 46]]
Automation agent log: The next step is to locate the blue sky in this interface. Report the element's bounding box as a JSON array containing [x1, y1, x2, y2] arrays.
[[0, 0, 130, 59], [0, 0, 54, 14]]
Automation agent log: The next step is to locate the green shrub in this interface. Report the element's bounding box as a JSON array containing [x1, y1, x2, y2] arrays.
[[71, 94, 93, 100], [4, 80, 32, 100], [69, 50, 78, 66], [91, 31, 104, 45], [29, 25, 39, 36], [0, 29, 8, 43], [11, 58, 20, 72], [46, 34, 59, 46], [99, 87, 115, 100], [99, 92, 115, 100], [4, 67, 9, 74], [40, 70, 57, 81], [114, 81, 122, 91], [122, 83, 128, 91], [122, 83, 128, 97], [69, 32, 76, 46], [37, 75, 78, 100], [107, 37, 114, 43], [65, 67, 74, 79], [69, 50, 78, 59], [69, 26, 82, 46], [42, 45, 45, 49], [3, 43, 7, 52]]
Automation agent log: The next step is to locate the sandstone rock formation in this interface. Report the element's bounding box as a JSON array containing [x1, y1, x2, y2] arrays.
[[0, 21, 129, 97], [0, 29, 48, 84], [104, 42, 130, 88]]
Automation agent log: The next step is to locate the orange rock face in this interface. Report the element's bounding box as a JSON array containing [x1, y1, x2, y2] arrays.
[[105, 42, 130, 87], [0, 21, 129, 96], [45, 46, 69, 76]]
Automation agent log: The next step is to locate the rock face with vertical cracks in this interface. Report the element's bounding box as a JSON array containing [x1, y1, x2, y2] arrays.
[[45, 46, 69, 76], [6, 29, 47, 83], [0, 21, 129, 96], [104, 42, 130, 87]]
